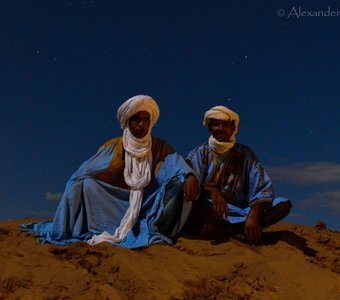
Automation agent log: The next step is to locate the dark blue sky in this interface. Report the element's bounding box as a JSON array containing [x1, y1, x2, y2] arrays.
[[1, 1, 340, 230]]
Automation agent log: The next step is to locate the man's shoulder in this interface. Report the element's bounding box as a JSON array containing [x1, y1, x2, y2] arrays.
[[151, 136, 168, 145], [99, 137, 122, 149], [190, 142, 210, 152], [151, 136, 175, 155], [99, 136, 174, 152], [234, 143, 253, 153], [234, 143, 258, 161], [188, 142, 255, 153], [187, 142, 211, 160]]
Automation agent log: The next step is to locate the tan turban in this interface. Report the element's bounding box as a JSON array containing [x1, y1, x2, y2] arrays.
[[203, 105, 240, 136], [117, 95, 160, 129]]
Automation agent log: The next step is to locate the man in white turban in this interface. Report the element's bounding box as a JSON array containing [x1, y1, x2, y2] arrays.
[[21, 95, 199, 248], [184, 105, 292, 244]]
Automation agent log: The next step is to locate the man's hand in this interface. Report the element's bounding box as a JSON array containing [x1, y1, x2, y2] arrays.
[[205, 185, 229, 220], [183, 175, 200, 201], [244, 203, 266, 244]]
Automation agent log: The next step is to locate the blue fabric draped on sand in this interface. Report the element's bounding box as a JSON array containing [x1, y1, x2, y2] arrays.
[[20, 143, 192, 248]]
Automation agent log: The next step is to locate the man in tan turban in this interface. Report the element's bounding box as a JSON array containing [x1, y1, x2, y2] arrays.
[[21, 95, 199, 248], [185, 105, 292, 244]]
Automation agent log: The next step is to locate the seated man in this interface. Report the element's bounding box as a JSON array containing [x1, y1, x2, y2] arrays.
[[21, 95, 199, 248], [185, 105, 292, 244]]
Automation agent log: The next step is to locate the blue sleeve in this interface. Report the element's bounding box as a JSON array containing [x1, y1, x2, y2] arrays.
[[186, 146, 207, 184], [156, 152, 194, 186], [248, 152, 274, 206]]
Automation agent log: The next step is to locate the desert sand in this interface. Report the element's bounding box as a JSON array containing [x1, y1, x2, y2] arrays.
[[0, 219, 339, 300]]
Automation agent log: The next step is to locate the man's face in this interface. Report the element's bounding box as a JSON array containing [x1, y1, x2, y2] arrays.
[[209, 119, 236, 142], [128, 111, 151, 138]]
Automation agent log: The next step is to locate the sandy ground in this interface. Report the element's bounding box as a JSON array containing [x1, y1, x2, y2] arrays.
[[0, 219, 339, 300]]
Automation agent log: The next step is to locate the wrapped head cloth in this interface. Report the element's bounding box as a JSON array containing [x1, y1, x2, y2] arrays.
[[117, 95, 160, 129], [203, 105, 240, 138]]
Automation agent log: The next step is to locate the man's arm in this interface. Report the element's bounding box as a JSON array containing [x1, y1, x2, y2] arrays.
[[183, 174, 200, 201], [204, 185, 229, 220], [244, 202, 267, 243], [183, 146, 207, 202]]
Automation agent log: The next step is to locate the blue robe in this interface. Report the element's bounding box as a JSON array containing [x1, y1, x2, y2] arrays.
[[21, 137, 193, 248], [186, 143, 288, 223]]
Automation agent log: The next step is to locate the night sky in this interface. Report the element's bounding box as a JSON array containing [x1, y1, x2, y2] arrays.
[[1, 1, 340, 230]]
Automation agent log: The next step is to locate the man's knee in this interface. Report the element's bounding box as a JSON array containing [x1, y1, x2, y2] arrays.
[[275, 200, 292, 216], [261, 199, 292, 227]]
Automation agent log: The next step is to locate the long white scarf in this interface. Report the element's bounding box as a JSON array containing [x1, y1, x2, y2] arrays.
[[88, 128, 152, 245]]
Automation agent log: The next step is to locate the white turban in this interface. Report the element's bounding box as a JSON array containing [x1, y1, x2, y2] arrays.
[[117, 95, 160, 129], [203, 105, 240, 136], [203, 105, 240, 154]]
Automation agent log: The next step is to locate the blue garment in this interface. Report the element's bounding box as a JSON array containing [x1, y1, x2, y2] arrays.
[[21, 137, 193, 248], [186, 143, 289, 223]]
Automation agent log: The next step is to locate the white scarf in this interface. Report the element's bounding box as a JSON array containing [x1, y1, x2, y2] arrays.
[[88, 128, 152, 245], [208, 135, 236, 154]]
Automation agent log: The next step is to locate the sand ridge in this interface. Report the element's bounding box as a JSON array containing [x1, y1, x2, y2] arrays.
[[0, 219, 339, 299]]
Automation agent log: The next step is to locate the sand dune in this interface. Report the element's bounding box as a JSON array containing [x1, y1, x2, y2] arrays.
[[0, 219, 339, 299]]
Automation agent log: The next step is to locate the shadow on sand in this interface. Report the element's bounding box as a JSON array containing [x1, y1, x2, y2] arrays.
[[260, 230, 318, 257], [178, 229, 318, 257]]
